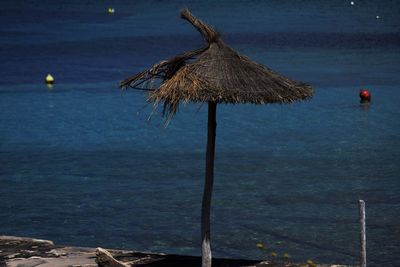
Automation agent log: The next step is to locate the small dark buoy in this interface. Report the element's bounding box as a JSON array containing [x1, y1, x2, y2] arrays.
[[359, 89, 371, 103]]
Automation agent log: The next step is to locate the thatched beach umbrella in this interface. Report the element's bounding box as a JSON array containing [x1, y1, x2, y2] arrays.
[[121, 9, 313, 267]]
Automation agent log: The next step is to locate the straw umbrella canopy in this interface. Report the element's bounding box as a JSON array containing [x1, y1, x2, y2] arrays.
[[121, 9, 313, 267]]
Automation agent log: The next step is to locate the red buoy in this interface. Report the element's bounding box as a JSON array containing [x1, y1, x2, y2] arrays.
[[359, 89, 371, 103]]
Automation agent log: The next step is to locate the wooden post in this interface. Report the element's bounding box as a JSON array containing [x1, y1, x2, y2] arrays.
[[359, 200, 366, 267], [202, 102, 217, 267]]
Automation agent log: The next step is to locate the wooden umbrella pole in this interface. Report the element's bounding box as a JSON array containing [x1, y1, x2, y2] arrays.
[[202, 102, 217, 267]]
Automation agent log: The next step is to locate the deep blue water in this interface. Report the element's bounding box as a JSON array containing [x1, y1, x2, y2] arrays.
[[1, 1, 400, 266]]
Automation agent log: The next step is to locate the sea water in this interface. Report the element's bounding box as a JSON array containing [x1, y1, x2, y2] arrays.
[[0, 1, 399, 266]]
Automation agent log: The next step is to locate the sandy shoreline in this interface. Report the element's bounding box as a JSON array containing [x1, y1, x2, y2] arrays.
[[0, 235, 354, 267]]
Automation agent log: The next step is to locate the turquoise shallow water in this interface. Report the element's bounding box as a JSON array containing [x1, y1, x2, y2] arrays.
[[1, 1, 400, 266]]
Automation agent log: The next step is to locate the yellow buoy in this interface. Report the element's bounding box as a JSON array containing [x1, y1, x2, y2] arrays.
[[45, 74, 54, 84], [108, 7, 115, 14]]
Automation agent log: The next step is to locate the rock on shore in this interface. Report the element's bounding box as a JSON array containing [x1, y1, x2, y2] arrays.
[[0, 235, 353, 267]]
